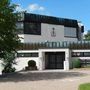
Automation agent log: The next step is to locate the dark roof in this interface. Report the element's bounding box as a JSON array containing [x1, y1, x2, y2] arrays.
[[23, 13, 78, 28]]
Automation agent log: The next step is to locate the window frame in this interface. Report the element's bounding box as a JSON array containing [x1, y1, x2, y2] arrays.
[[64, 27, 77, 38], [24, 22, 41, 35], [17, 53, 38, 57], [72, 52, 90, 57]]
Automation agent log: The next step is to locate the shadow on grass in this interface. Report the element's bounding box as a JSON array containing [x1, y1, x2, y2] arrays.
[[0, 71, 87, 83]]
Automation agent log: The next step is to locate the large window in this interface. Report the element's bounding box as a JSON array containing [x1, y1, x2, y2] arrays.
[[64, 27, 77, 38], [72, 52, 90, 57], [17, 53, 38, 57], [24, 22, 41, 35]]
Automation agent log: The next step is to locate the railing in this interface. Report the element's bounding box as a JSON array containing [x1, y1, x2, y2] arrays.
[[19, 41, 90, 50]]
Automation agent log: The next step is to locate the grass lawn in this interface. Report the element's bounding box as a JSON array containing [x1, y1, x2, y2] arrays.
[[78, 83, 90, 90]]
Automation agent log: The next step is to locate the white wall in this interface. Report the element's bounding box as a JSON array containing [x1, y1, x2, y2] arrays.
[[19, 23, 78, 43], [13, 49, 70, 71], [13, 50, 40, 71], [14, 57, 39, 71], [71, 49, 90, 63], [39, 48, 70, 70]]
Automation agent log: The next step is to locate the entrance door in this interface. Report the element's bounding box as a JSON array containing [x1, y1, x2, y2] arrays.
[[45, 52, 65, 69]]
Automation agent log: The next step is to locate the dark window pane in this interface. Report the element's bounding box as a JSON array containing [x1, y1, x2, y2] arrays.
[[72, 52, 83, 57], [24, 22, 41, 35], [72, 52, 90, 57], [84, 52, 90, 56], [17, 53, 38, 57]]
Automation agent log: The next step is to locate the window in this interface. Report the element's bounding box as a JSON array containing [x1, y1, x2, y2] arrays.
[[64, 27, 77, 38], [84, 52, 90, 56], [72, 52, 83, 57], [17, 53, 38, 57], [72, 52, 90, 57], [16, 22, 24, 34], [24, 22, 41, 35]]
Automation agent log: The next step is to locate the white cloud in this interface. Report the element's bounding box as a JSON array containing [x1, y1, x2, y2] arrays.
[[28, 3, 45, 12], [39, 7, 45, 11], [15, 3, 51, 16], [16, 4, 25, 11]]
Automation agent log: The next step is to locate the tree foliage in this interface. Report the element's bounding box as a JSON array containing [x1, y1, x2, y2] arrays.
[[0, 0, 20, 73], [84, 30, 90, 40], [0, 0, 20, 56]]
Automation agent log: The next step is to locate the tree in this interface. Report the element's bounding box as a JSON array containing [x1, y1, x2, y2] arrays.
[[84, 30, 90, 40], [0, 0, 20, 73]]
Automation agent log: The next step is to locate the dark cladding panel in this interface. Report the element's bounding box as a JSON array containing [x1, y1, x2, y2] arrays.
[[24, 13, 78, 28], [81, 26, 84, 33]]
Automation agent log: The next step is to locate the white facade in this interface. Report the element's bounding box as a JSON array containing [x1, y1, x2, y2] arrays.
[[13, 49, 70, 71], [0, 13, 86, 74], [14, 50, 39, 71], [19, 23, 79, 43], [13, 49, 90, 72]]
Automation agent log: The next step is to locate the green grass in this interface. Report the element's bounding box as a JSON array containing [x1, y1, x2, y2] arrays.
[[78, 83, 90, 90]]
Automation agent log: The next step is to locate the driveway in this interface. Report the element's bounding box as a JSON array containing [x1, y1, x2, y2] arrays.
[[0, 69, 90, 90]]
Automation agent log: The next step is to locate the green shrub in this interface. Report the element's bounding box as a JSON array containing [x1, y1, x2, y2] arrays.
[[73, 59, 81, 68], [2, 67, 16, 73], [28, 60, 36, 67]]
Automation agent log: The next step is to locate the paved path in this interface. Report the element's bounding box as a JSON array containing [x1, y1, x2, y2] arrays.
[[0, 69, 90, 90]]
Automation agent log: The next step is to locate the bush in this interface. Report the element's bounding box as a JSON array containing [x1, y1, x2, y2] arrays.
[[28, 60, 36, 67], [2, 52, 16, 74], [73, 59, 81, 68], [25, 60, 37, 71], [2, 67, 16, 73]]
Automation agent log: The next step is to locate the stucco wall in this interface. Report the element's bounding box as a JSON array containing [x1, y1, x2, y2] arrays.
[[14, 57, 39, 71], [19, 23, 78, 43], [13, 49, 70, 71], [39, 48, 70, 70], [13, 50, 40, 71]]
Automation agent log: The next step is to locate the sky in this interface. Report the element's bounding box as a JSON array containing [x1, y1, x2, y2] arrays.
[[12, 0, 90, 33]]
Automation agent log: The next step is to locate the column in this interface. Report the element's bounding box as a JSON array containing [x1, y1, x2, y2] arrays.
[[38, 51, 44, 70], [64, 49, 70, 70]]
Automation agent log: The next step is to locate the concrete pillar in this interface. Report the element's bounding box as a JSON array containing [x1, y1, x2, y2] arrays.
[[38, 51, 45, 70], [64, 49, 70, 70]]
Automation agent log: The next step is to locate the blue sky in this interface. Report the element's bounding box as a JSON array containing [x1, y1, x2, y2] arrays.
[[12, 0, 90, 32]]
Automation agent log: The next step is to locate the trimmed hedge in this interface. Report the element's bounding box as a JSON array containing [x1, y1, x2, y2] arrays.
[[73, 59, 81, 68]]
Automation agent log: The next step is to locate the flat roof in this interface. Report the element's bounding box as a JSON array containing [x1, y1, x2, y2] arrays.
[[20, 12, 78, 28]]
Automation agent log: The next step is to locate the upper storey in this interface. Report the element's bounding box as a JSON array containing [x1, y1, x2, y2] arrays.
[[16, 12, 84, 43]]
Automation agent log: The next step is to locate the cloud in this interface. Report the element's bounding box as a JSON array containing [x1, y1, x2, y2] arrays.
[[28, 3, 45, 12], [16, 4, 25, 11], [15, 3, 51, 16]]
